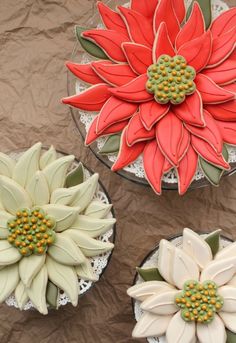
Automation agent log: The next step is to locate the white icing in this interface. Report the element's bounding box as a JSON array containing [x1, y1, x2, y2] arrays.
[[0, 264, 19, 302], [70, 215, 116, 238], [19, 254, 46, 288], [219, 286, 236, 313], [133, 312, 172, 338], [219, 312, 236, 334], [0, 152, 15, 178], [197, 314, 226, 343], [14, 282, 29, 310], [26, 171, 50, 206], [127, 281, 174, 302], [39, 146, 57, 170], [158, 240, 175, 285], [166, 311, 196, 343], [215, 242, 236, 261], [27, 265, 48, 315], [42, 204, 79, 232], [0, 240, 22, 266], [141, 290, 178, 315], [200, 257, 236, 286], [84, 201, 112, 219], [75, 257, 98, 282]]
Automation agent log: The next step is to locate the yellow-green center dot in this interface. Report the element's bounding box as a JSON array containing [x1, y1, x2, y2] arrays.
[[175, 280, 224, 324], [7, 207, 56, 256], [146, 55, 196, 105]]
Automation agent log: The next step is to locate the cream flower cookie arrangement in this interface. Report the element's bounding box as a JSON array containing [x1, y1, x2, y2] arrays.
[[128, 229, 236, 343], [0, 143, 115, 314]]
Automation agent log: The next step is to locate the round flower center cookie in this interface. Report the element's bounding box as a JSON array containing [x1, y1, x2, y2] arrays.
[[146, 55, 196, 105], [7, 208, 56, 256], [175, 280, 224, 324]]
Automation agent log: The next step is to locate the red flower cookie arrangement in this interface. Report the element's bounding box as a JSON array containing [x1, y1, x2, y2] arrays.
[[63, 0, 236, 195]]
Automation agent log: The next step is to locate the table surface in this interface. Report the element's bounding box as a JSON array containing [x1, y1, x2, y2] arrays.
[[0, 1, 235, 342]]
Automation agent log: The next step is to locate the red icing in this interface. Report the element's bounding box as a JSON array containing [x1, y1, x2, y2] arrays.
[[126, 113, 155, 146], [156, 111, 183, 166], [216, 120, 236, 145], [143, 140, 165, 195], [195, 74, 235, 104], [177, 145, 198, 195], [211, 8, 236, 38], [173, 91, 205, 127], [172, 0, 186, 24], [122, 43, 153, 75], [178, 127, 190, 162], [191, 135, 229, 170], [97, 2, 128, 36], [139, 100, 169, 131], [153, 22, 175, 63], [178, 31, 212, 72], [163, 159, 173, 173], [207, 26, 236, 67], [205, 100, 236, 121], [92, 62, 136, 87], [111, 128, 145, 171], [110, 74, 153, 103], [185, 110, 223, 154], [96, 96, 138, 133], [175, 3, 205, 51], [223, 83, 236, 94], [82, 29, 129, 63], [118, 6, 154, 48], [131, 0, 159, 18], [66, 62, 103, 85], [85, 116, 128, 145], [62, 84, 111, 111], [154, 0, 180, 44]]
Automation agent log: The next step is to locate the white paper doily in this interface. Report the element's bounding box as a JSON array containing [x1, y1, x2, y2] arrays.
[[134, 234, 232, 343], [4, 149, 115, 310], [75, 0, 233, 184]]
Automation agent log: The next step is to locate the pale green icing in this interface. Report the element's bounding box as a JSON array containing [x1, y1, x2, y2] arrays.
[[65, 163, 84, 188]]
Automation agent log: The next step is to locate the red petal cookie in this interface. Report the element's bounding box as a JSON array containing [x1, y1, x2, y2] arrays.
[[139, 100, 169, 131], [177, 145, 198, 195], [143, 140, 165, 195], [173, 91, 205, 127], [171, 0, 186, 24], [153, 22, 175, 63], [66, 62, 103, 85], [97, 2, 128, 36], [118, 6, 154, 48], [175, 3, 205, 50], [122, 43, 153, 75], [126, 113, 155, 146], [195, 74, 235, 104], [62, 84, 111, 111], [92, 62, 136, 87], [216, 120, 236, 145], [211, 7, 236, 38], [191, 135, 230, 170], [205, 100, 236, 121], [185, 110, 223, 154], [223, 83, 236, 94], [154, 0, 180, 44], [110, 75, 153, 102], [96, 96, 138, 133], [156, 111, 183, 166], [111, 128, 146, 171], [163, 159, 173, 173], [178, 127, 190, 162], [82, 29, 129, 63], [131, 0, 159, 18]]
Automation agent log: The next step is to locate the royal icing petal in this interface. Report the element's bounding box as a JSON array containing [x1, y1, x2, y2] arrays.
[[215, 242, 236, 261], [178, 127, 190, 162], [156, 111, 183, 166], [141, 290, 179, 315], [0, 264, 20, 303], [158, 239, 175, 285], [118, 6, 154, 48], [177, 145, 198, 195], [122, 42, 153, 75], [197, 314, 226, 343], [0, 240, 22, 266], [205, 100, 236, 121], [96, 96, 138, 134], [111, 129, 146, 171], [130, 0, 159, 18], [211, 7, 236, 38], [173, 91, 205, 127], [97, 1, 128, 36], [39, 146, 57, 170], [183, 228, 212, 270], [195, 74, 235, 104], [219, 312, 236, 333], [132, 312, 172, 338], [200, 257, 236, 286], [139, 100, 169, 130], [26, 171, 50, 206], [219, 286, 236, 313], [178, 30, 212, 72], [42, 204, 79, 232], [154, 0, 180, 44], [216, 120, 236, 145], [171, 0, 186, 24], [84, 201, 112, 219], [19, 254, 46, 288], [175, 2, 205, 51], [153, 22, 175, 63], [109, 74, 153, 103], [82, 29, 128, 63], [27, 267, 49, 315], [143, 140, 165, 195], [126, 113, 155, 146], [70, 215, 116, 238], [127, 280, 174, 302], [66, 61, 103, 85], [75, 257, 98, 282], [191, 136, 230, 170], [15, 282, 29, 310], [0, 153, 15, 178], [91, 62, 137, 87], [62, 84, 111, 111], [166, 311, 196, 343]]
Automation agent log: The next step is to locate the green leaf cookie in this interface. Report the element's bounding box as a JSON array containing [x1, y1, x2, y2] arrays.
[[186, 0, 212, 29], [227, 330, 236, 343], [205, 230, 221, 256], [65, 163, 85, 188], [46, 281, 59, 309], [137, 267, 164, 282], [75, 26, 109, 60], [99, 135, 121, 155]]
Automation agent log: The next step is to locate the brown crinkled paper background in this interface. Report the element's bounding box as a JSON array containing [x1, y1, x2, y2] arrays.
[[0, 0, 235, 342]]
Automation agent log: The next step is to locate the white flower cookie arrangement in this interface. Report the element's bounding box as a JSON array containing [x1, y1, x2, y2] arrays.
[[128, 229, 236, 343], [0, 143, 116, 314]]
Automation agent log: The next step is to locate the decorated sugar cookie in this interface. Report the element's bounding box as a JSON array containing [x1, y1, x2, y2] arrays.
[[63, 0, 236, 195], [0, 143, 115, 314], [128, 229, 236, 343]]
